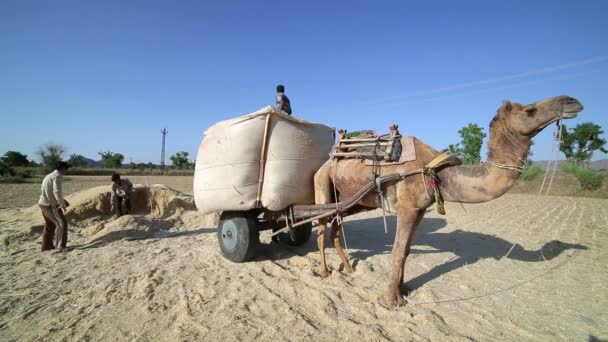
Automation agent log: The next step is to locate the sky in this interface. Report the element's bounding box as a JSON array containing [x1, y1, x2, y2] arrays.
[[1, 0, 607, 164]]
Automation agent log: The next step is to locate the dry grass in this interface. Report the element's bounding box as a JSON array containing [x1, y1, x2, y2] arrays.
[[0, 175, 193, 209]]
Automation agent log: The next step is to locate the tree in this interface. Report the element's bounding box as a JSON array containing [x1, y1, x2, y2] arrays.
[[345, 130, 375, 138], [37, 143, 66, 168], [98, 151, 124, 168], [449, 123, 486, 165], [559, 122, 607, 166], [0, 159, 15, 177], [1, 151, 29, 167], [525, 140, 534, 166], [68, 154, 88, 168], [170, 151, 190, 169]]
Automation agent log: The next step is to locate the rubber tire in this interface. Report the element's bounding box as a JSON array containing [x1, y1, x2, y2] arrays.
[[276, 222, 313, 246], [217, 211, 259, 263]]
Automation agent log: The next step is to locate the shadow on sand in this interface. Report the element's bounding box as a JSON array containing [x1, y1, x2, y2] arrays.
[[70, 227, 216, 250], [342, 215, 587, 290]]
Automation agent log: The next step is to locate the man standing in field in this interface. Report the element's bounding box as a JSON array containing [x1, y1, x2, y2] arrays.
[[38, 161, 70, 251], [111, 173, 133, 218], [276, 84, 292, 115]]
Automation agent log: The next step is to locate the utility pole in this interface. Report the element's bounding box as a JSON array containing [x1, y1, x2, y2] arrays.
[[160, 128, 168, 173]]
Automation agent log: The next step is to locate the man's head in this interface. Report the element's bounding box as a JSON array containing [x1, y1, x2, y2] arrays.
[[276, 84, 285, 93], [111, 173, 121, 183], [55, 161, 70, 175]]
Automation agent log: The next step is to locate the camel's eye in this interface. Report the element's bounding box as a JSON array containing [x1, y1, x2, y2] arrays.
[[525, 107, 537, 116]]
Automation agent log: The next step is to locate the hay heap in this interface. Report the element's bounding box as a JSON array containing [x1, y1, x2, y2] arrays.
[[46, 184, 218, 242], [63, 184, 196, 221]]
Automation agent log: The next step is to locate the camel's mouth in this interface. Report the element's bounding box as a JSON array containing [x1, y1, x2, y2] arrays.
[[561, 110, 580, 119], [560, 98, 584, 119]]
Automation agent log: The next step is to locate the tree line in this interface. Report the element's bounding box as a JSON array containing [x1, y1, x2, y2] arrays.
[[1, 143, 195, 177], [2, 122, 606, 176]]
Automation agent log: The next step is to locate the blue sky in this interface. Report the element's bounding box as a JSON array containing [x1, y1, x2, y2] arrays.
[[1, 0, 607, 164]]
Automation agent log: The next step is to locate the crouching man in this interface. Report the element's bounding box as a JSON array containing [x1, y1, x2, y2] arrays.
[[111, 173, 133, 218], [38, 161, 70, 251]]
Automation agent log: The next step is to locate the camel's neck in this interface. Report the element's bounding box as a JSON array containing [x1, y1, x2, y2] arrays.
[[438, 117, 531, 203]]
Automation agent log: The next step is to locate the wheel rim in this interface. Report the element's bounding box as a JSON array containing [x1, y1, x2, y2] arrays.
[[220, 221, 238, 251]]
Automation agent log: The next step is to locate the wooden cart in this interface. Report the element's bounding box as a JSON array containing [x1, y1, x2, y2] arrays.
[[216, 128, 455, 263], [216, 169, 431, 262]]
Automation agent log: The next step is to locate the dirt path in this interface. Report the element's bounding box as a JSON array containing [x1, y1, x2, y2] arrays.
[[0, 194, 606, 341]]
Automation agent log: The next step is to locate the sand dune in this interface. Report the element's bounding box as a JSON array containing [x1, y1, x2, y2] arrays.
[[0, 186, 606, 341]]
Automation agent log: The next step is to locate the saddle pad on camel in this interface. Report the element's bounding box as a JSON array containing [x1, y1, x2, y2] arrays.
[[365, 136, 416, 166]]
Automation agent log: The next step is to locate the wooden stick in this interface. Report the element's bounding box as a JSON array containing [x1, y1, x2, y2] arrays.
[[256, 113, 272, 206], [332, 152, 388, 157], [270, 169, 427, 237], [339, 142, 391, 148], [269, 209, 337, 237], [339, 138, 387, 143]]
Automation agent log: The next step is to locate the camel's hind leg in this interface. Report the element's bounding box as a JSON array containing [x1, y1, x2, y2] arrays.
[[331, 222, 353, 273], [317, 219, 330, 277], [314, 162, 333, 278]]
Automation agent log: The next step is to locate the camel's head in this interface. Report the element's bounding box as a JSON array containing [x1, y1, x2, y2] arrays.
[[495, 95, 583, 137]]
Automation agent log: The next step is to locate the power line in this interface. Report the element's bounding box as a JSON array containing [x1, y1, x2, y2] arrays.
[[160, 128, 168, 173]]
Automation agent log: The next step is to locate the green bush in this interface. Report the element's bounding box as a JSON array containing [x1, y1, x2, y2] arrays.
[[521, 164, 543, 181], [574, 168, 603, 190], [561, 161, 578, 175], [561, 161, 603, 190]]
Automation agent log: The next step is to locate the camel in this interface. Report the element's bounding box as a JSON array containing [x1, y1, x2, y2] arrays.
[[313, 95, 584, 306]]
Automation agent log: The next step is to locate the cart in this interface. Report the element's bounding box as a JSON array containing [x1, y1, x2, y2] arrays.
[[195, 107, 457, 263], [216, 169, 427, 262]]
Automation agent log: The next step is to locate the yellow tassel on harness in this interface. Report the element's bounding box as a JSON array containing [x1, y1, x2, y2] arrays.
[[426, 151, 454, 169], [424, 151, 455, 215]]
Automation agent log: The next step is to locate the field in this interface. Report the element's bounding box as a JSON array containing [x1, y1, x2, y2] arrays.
[[0, 176, 606, 341], [0, 175, 194, 209]]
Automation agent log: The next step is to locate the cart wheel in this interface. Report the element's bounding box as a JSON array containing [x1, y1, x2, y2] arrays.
[[218, 211, 259, 262], [276, 222, 313, 246]]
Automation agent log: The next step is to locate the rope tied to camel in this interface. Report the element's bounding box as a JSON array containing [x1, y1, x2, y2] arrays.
[[370, 142, 390, 234], [539, 101, 565, 195], [330, 158, 349, 253], [486, 161, 525, 173]]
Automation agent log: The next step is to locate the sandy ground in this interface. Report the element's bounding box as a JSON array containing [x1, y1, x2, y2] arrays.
[[0, 178, 607, 341]]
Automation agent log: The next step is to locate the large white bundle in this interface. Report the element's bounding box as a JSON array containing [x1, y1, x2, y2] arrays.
[[194, 106, 335, 214]]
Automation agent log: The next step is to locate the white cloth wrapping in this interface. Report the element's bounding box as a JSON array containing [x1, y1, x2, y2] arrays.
[[194, 106, 334, 214]]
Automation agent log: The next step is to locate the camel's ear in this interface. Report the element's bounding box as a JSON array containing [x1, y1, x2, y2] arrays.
[[502, 100, 512, 112]]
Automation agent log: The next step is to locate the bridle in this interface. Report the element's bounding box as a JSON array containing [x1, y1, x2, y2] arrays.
[[484, 113, 529, 174]]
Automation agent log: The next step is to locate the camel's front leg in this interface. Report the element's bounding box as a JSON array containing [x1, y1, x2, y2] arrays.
[[331, 221, 353, 273], [387, 207, 423, 306]]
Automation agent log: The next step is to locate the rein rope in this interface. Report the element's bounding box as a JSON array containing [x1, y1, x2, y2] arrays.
[[539, 102, 564, 195], [330, 159, 349, 255]]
